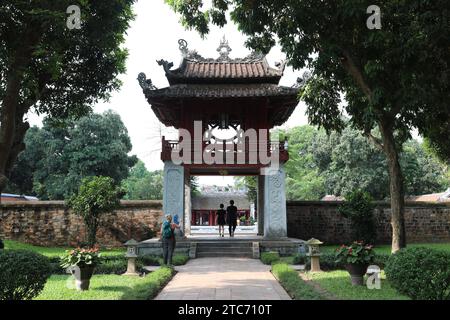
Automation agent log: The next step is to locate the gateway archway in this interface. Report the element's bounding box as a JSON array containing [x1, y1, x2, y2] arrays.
[[139, 38, 298, 241]]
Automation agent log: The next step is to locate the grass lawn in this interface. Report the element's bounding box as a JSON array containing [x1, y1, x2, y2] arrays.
[[306, 270, 409, 300], [4, 240, 125, 258], [272, 263, 324, 300], [35, 267, 174, 300], [322, 242, 450, 255]]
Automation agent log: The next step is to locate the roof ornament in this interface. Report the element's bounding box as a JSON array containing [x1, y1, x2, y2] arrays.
[[216, 35, 232, 61], [293, 70, 312, 88], [137, 73, 157, 90], [275, 60, 287, 73], [157, 59, 174, 73], [178, 38, 205, 61], [243, 51, 265, 62], [178, 39, 189, 57]]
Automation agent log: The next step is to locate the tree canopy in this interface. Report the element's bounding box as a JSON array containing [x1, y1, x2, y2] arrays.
[[166, 0, 450, 251], [122, 160, 163, 200], [0, 0, 135, 197], [68, 176, 124, 247], [276, 125, 448, 200], [6, 110, 137, 200]]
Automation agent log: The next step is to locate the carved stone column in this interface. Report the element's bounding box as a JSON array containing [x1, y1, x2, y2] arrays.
[[263, 165, 287, 239], [184, 171, 191, 236], [257, 175, 265, 236], [163, 161, 185, 236]]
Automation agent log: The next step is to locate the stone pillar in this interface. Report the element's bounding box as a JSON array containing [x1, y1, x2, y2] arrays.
[[257, 175, 265, 236], [163, 161, 185, 234], [263, 165, 287, 239], [184, 172, 191, 236]]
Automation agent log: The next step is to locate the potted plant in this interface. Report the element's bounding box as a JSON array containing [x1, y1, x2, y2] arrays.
[[61, 246, 101, 291], [240, 215, 247, 226], [335, 241, 375, 286]]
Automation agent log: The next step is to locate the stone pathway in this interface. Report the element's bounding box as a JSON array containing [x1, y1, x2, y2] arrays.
[[155, 257, 291, 300]]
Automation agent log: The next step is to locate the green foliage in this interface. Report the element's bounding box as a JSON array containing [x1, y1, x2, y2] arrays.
[[234, 176, 257, 204], [166, 0, 450, 252], [338, 190, 376, 244], [7, 111, 137, 200], [305, 252, 389, 271], [421, 112, 450, 165], [335, 242, 376, 265], [385, 247, 450, 300], [60, 247, 101, 269], [68, 176, 123, 247], [271, 263, 323, 300], [190, 176, 201, 197], [121, 267, 175, 300], [292, 253, 307, 265], [260, 251, 280, 265], [171, 254, 190, 266], [122, 160, 163, 200], [308, 270, 409, 300], [0, 250, 51, 300], [276, 125, 448, 201], [0, 1, 136, 193], [279, 126, 327, 200], [36, 268, 175, 300]]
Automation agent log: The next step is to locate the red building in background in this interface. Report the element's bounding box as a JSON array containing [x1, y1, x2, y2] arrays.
[[191, 191, 252, 226]]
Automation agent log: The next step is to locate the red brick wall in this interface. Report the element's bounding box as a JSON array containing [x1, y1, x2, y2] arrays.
[[0, 201, 163, 247], [287, 201, 450, 244]]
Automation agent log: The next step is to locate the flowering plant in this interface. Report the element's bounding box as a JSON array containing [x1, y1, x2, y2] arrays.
[[335, 241, 375, 265], [60, 246, 101, 269]]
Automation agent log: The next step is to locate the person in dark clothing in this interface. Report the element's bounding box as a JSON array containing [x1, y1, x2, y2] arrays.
[[226, 200, 238, 237], [216, 204, 226, 237], [160, 214, 179, 266]]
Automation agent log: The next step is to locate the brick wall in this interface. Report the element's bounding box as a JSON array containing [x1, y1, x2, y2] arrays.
[[2, 200, 450, 247], [287, 201, 450, 244], [0, 201, 163, 247]]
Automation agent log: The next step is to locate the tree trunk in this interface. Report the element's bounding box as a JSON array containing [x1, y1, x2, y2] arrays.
[[0, 27, 41, 203], [86, 216, 99, 248], [86, 223, 98, 248], [379, 123, 407, 253]]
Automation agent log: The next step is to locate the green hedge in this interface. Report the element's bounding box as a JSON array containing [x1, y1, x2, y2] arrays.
[[121, 267, 175, 300], [0, 250, 52, 300], [48, 254, 190, 275], [260, 251, 280, 265], [304, 252, 389, 271], [271, 263, 322, 300], [385, 247, 450, 300]]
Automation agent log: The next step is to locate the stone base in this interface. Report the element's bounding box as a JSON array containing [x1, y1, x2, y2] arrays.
[[138, 237, 305, 258], [123, 272, 140, 276]]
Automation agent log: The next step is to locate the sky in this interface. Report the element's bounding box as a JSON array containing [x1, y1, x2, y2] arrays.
[[28, 0, 308, 186]]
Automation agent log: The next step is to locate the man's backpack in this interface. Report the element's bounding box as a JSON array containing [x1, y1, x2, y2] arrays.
[[162, 221, 173, 239]]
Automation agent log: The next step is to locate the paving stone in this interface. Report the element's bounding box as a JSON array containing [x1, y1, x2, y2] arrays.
[[155, 257, 291, 300]]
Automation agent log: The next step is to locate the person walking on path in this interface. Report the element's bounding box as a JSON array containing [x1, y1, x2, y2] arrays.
[[216, 204, 226, 237], [226, 200, 238, 237], [160, 214, 179, 266]]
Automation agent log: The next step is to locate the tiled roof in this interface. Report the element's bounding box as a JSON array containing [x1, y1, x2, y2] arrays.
[[144, 83, 299, 99], [409, 189, 450, 202], [163, 59, 284, 84], [192, 192, 251, 210], [155, 38, 286, 85]]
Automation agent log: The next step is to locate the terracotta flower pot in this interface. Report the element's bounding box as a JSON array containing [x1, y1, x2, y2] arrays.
[[74, 265, 95, 291], [345, 263, 368, 286]]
